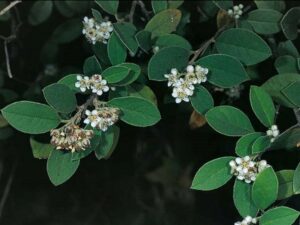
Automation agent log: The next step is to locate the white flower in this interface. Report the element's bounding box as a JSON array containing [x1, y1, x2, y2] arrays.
[[90, 74, 109, 96], [266, 125, 280, 142], [75, 75, 90, 92], [195, 65, 208, 83], [229, 156, 270, 183], [82, 16, 113, 45], [84, 109, 100, 128], [234, 216, 258, 225], [227, 4, 244, 19]]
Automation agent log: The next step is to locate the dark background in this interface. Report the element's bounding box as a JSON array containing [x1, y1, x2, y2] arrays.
[[1, 1, 300, 224]]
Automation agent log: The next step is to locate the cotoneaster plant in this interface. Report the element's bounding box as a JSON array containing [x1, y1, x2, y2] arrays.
[[1, 0, 300, 224]]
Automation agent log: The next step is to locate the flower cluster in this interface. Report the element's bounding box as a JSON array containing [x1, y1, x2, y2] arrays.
[[229, 156, 269, 183], [164, 65, 209, 104], [227, 4, 244, 19], [75, 74, 109, 96], [50, 124, 94, 152], [266, 125, 279, 142], [82, 17, 113, 44], [234, 216, 257, 225], [84, 107, 120, 132]]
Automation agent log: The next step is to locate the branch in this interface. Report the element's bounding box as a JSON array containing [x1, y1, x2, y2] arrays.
[[4, 41, 13, 78], [0, 0, 21, 16], [189, 25, 227, 64], [294, 108, 300, 125]]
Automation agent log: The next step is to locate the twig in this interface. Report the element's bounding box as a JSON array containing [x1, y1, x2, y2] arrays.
[[0, 161, 18, 221], [128, 0, 138, 23], [0, 0, 21, 16], [128, 0, 150, 23], [137, 0, 150, 20], [189, 25, 227, 64], [3, 41, 13, 78]]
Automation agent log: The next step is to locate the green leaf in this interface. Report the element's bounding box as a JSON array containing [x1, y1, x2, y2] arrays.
[[233, 179, 258, 217], [235, 132, 264, 157], [293, 162, 300, 194], [206, 106, 254, 137], [252, 167, 278, 209], [282, 81, 300, 107], [196, 54, 249, 88], [277, 170, 294, 200], [215, 28, 272, 66], [155, 34, 192, 51], [270, 126, 300, 151], [148, 47, 190, 81], [28, 1, 53, 26], [247, 9, 282, 35], [275, 55, 299, 74], [262, 73, 300, 108], [113, 22, 138, 55], [191, 156, 234, 191], [107, 32, 127, 65], [278, 41, 299, 58], [190, 86, 214, 115], [95, 0, 118, 15], [1, 101, 60, 134], [83, 55, 102, 76], [47, 150, 80, 186], [95, 126, 120, 160], [145, 9, 182, 38], [213, 0, 232, 10], [281, 7, 300, 40], [254, 0, 285, 12], [102, 66, 130, 84], [108, 97, 161, 127], [57, 74, 80, 92], [92, 43, 110, 66], [260, 207, 299, 225], [114, 63, 141, 86], [51, 18, 82, 44], [135, 30, 152, 52], [43, 83, 77, 114], [168, 0, 184, 9], [250, 85, 275, 127], [252, 136, 270, 154], [65, 1, 90, 14], [127, 84, 157, 105], [30, 137, 53, 159], [152, 0, 167, 14]]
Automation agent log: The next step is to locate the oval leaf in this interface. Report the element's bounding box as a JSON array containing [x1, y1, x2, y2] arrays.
[[28, 1, 53, 26], [108, 97, 161, 127], [215, 28, 272, 66], [47, 150, 80, 186], [250, 85, 275, 127], [252, 167, 278, 209], [102, 66, 130, 84], [196, 54, 249, 88], [206, 106, 254, 137], [247, 9, 282, 35], [145, 9, 182, 38], [95, 0, 118, 15], [191, 156, 234, 191], [293, 162, 300, 194], [277, 170, 294, 200], [108, 32, 127, 65], [190, 86, 214, 115], [148, 47, 190, 81], [1, 101, 60, 134], [233, 179, 259, 217], [281, 7, 300, 40], [260, 207, 299, 225], [43, 83, 77, 113], [235, 132, 264, 157], [252, 136, 270, 154]]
